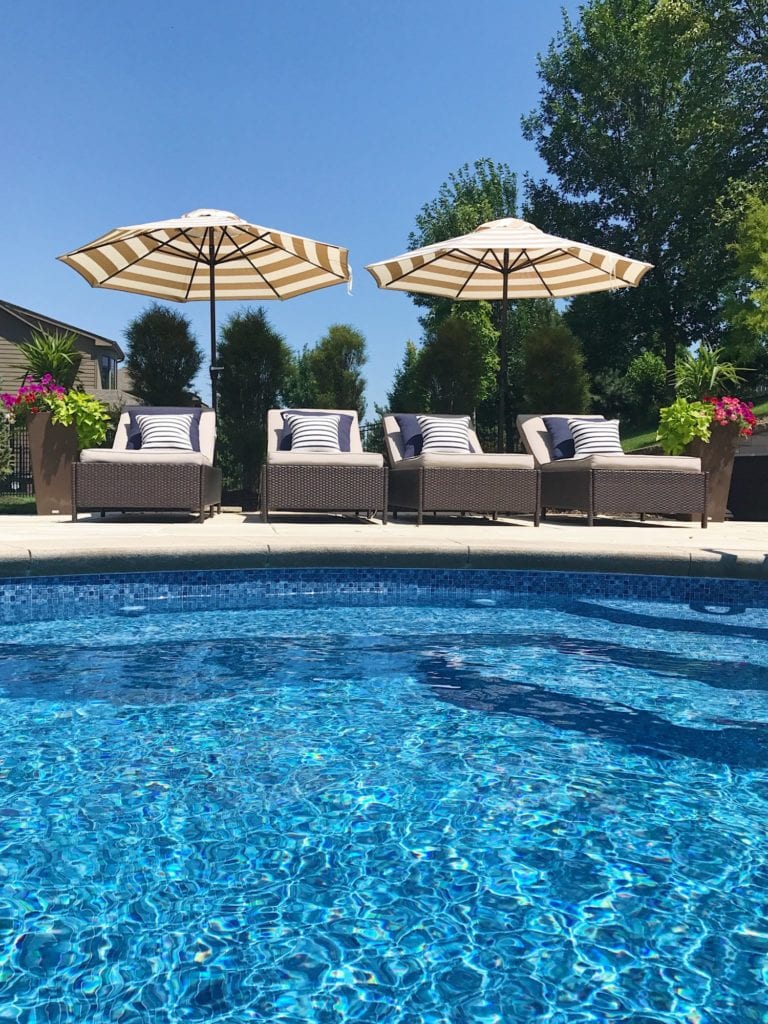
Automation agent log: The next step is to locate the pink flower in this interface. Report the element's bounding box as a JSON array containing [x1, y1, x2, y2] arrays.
[[705, 396, 757, 437]]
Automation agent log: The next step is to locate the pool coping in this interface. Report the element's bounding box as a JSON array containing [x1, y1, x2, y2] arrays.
[[0, 512, 766, 580]]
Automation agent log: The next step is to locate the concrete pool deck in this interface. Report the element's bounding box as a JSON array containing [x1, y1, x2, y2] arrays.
[[0, 511, 765, 579]]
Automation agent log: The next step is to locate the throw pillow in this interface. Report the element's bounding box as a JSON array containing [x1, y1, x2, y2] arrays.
[[136, 413, 195, 451], [393, 413, 424, 459], [127, 407, 202, 451], [567, 417, 624, 456], [283, 412, 341, 452], [417, 414, 472, 453], [542, 416, 575, 460], [279, 410, 353, 452]]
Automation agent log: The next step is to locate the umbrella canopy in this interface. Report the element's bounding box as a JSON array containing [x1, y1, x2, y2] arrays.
[[366, 217, 653, 449], [59, 208, 350, 411]]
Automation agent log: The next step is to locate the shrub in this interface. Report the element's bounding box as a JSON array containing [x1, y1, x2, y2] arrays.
[[624, 351, 668, 413]]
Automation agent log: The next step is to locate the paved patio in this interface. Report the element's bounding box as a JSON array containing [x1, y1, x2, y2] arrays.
[[0, 511, 766, 579]]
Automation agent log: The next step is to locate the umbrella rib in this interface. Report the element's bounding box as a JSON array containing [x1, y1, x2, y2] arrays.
[[220, 226, 284, 298], [236, 225, 349, 281], [72, 230, 193, 286], [177, 229, 212, 301], [454, 249, 491, 298]]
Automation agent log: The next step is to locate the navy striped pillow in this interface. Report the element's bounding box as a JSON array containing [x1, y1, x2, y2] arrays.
[[284, 413, 341, 452], [417, 415, 472, 453], [136, 413, 194, 451], [567, 418, 624, 456]]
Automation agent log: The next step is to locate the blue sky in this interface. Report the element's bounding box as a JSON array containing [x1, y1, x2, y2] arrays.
[[2, 0, 581, 415]]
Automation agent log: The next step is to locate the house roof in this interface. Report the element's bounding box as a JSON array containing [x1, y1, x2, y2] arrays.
[[0, 299, 124, 360]]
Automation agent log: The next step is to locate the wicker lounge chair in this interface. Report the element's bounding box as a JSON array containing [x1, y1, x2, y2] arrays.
[[72, 407, 222, 523], [261, 408, 388, 522], [517, 413, 708, 527], [383, 413, 540, 526]]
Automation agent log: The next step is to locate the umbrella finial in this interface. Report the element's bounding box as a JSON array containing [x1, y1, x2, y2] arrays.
[[182, 208, 241, 221]]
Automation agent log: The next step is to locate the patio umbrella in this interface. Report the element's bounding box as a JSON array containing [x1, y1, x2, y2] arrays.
[[366, 217, 653, 450], [58, 208, 350, 412]]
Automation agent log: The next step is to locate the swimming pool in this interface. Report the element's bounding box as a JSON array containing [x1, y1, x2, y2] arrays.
[[1, 568, 767, 1022]]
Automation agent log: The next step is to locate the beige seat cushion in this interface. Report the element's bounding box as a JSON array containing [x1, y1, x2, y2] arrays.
[[391, 452, 534, 470], [542, 453, 701, 472], [80, 449, 212, 466], [267, 450, 383, 468]]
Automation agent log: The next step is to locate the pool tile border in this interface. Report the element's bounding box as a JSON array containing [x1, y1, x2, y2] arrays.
[[0, 567, 766, 624]]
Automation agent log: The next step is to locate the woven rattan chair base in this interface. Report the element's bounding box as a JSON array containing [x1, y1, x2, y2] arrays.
[[388, 467, 541, 526], [73, 463, 223, 523], [261, 464, 388, 523], [541, 468, 708, 527]]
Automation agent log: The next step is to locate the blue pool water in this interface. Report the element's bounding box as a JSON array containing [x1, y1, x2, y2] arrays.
[[1, 571, 767, 1022]]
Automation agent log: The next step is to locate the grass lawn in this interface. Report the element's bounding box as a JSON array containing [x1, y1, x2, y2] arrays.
[[0, 495, 36, 515]]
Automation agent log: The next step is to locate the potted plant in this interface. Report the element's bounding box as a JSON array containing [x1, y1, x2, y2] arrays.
[[1, 376, 109, 515], [656, 347, 756, 521]]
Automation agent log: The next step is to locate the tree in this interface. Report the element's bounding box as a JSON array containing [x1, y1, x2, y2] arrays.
[[521, 324, 591, 413], [124, 304, 202, 404], [386, 340, 426, 413], [522, 0, 768, 374], [303, 324, 368, 419], [416, 314, 496, 415], [723, 193, 768, 388], [408, 160, 560, 445], [217, 307, 293, 501]]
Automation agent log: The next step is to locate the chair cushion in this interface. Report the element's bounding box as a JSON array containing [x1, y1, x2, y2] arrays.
[[126, 407, 202, 451], [542, 453, 701, 472], [543, 416, 575, 460], [417, 415, 472, 453], [391, 452, 534, 470], [136, 412, 195, 451], [80, 448, 211, 466], [568, 417, 623, 456], [267, 450, 383, 467], [279, 410, 353, 452], [283, 412, 341, 452]]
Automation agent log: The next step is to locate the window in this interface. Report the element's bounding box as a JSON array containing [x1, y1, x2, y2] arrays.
[[99, 355, 117, 390]]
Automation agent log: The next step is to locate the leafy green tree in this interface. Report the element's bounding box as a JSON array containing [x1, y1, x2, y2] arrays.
[[17, 329, 83, 389], [124, 303, 202, 404], [723, 193, 768, 387], [523, 0, 768, 374], [304, 324, 368, 419], [416, 315, 495, 415], [282, 346, 317, 409], [386, 340, 426, 412], [217, 307, 293, 501], [521, 324, 590, 413]]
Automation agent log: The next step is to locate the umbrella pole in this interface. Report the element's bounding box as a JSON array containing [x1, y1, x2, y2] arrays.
[[497, 251, 510, 452], [208, 228, 218, 415]]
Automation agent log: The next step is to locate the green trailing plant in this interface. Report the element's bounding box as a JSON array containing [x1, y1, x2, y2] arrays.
[[656, 397, 712, 455], [45, 390, 110, 450], [17, 329, 83, 389], [675, 345, 745, 400]]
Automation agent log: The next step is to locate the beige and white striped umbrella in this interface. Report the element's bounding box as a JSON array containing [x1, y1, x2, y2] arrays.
[[366, 217, 652, 449], [59, 208, 350, 410]]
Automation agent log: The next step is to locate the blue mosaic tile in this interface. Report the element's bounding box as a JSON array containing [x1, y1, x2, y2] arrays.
[[0, 568, 766, 624]]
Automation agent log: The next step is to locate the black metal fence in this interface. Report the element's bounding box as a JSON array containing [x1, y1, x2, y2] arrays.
[[0, 428, 33, 496]]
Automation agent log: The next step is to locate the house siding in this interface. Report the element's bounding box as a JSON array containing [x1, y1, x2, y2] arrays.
[[0, 304, 133, 406]]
